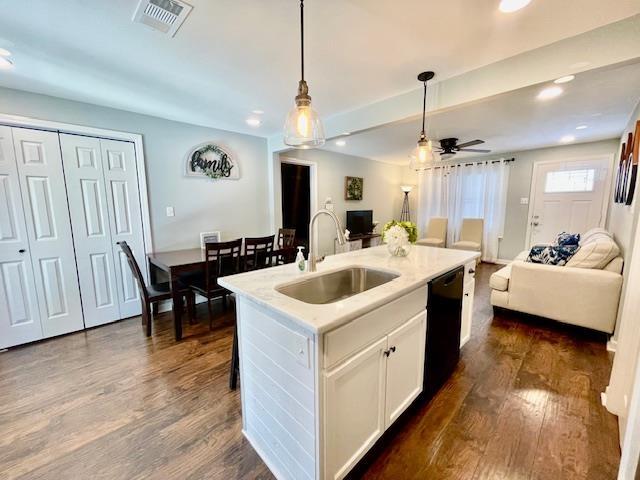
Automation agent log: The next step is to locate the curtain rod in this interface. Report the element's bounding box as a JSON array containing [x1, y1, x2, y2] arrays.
[[422, 157, 515, 170]]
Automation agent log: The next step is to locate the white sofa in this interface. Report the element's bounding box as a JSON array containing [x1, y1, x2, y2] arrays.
[[490, 228, 624, 333]]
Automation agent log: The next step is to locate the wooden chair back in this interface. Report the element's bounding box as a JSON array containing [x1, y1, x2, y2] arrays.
[[278, 228, 296, 248], [118, 241, 149, 302], [204, 239, 243, 293], [244, 235, 275, 271]]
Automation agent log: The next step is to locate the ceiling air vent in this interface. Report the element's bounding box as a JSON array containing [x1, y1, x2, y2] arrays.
[[132, 0, 193, 37]]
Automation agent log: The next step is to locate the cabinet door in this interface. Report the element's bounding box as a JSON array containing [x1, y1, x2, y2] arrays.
[[0, 126, 43, 349], [60, 134, 121, 327], [12, 128, 83, 338], [100, 139, 144, 319], [324, 337, 387, 480], [460, 280, 475, 348], [385, 311, 427, 426]]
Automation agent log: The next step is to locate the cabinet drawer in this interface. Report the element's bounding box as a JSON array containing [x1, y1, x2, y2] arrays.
[[324, 287, 426, 370]]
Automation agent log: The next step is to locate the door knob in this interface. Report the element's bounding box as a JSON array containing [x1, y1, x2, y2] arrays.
[[18, 249, 25, 253], [532, 222, 539, 226]]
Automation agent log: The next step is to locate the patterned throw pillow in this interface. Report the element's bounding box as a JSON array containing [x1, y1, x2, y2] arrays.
[[527, 244, 580, 266], [556, 232, 581, 246]]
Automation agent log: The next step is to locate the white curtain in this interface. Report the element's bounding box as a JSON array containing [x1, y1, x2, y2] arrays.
[[418, 159, 510, 262]]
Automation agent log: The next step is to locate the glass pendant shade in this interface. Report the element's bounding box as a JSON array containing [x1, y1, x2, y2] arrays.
[[284, 94, 325, 148], [409, 138, 434, 170]]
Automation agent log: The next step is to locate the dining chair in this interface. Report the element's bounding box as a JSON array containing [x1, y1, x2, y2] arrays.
[[277, 228, 296, 264], [451, 218, 484, 262], [118, 241, 195, 337], [416, 217, 448, 248], [243, 235, 275, 271], [186, 239, 242, 329]]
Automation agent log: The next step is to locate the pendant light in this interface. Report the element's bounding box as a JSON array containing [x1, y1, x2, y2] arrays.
[[409, 71, 435, 170], [284, 0, 325, 148]]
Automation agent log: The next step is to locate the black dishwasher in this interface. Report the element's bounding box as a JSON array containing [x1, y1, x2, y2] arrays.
[[423, 266, 464, 400]]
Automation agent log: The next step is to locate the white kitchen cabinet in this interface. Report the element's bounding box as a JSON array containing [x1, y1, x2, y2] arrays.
[[323, 311, 427, 480], [460, 261, 476, 348], [324, 337, 388, 480], [385, 312, 427, 425]]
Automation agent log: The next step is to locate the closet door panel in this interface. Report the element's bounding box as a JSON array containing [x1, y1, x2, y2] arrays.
[[101, 139, 143, 318], [0, 126, 43, 348], [60, 134, 121, 327], [12, 128, 83, 338]]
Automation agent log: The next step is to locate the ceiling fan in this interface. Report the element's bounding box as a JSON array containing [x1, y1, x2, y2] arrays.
[[435, 138, 491, 158]]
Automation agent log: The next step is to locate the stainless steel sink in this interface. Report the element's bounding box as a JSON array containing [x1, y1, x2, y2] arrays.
[[276, 267, 399, 304]]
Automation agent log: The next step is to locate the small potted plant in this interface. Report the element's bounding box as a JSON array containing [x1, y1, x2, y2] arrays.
[[382, 220, 418, 257]]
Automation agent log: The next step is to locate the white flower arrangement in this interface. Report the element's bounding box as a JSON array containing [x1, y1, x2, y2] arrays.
[[382, 220, 417, 257], [383, 224, 409, 250]]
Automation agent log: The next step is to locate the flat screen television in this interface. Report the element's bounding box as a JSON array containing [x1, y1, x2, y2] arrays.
[[346, 210, 373, 236]]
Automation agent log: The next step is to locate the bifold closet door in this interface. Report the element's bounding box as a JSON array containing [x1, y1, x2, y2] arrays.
[[61, 134, 144, 325], [0, 126, 43, 349], [100, 139, 144, 319], [60, 134, 121, 327], [11, 127, 83, 338]]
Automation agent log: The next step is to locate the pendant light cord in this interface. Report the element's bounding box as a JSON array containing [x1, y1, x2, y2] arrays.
[[421, 80, 427, 137], [300, 0, 305, 81]]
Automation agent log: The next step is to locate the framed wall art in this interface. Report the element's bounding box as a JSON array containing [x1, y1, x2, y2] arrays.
[[345, 176, 363, 201]]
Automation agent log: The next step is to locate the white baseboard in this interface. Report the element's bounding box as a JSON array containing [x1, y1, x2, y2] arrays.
[[601, 391, 608, 407], [607, 338, 618, 353]]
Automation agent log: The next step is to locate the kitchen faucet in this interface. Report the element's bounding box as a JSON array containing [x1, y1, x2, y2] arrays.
[[307, 209, 346, 272]]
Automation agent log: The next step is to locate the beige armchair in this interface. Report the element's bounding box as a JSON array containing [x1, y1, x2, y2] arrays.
[[416, 217, 448, 248], [451, 218, 483, 254]]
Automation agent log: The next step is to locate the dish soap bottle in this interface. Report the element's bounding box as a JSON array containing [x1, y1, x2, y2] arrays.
[[295, 246, 306, 273]]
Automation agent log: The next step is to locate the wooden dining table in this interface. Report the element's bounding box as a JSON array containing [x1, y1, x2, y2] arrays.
[[147, 246, 295, 340]]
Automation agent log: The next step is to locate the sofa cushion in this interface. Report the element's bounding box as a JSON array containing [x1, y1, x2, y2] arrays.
[[490, 264, 512, 291], [514, 250, 529, 262], [566, 239, 620, 269], [527, 244, 579, 266]]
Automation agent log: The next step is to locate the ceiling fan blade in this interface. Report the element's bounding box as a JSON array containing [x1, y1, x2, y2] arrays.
[[459, 148, 491, 153], [456, 139, 485, 149]]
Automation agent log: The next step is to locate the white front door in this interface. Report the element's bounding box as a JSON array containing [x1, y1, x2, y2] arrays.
[[60, 134, 121, 327], [11, 127, 84, 338], [0, 126, 43, 349], [528, 156, 612, 247]]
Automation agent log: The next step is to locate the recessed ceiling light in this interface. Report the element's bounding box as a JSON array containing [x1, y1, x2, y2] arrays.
[[335, 140, 346, 147], [246, 117, 261, 127], [560, 135, 576, 143], [0, 57, 14, 70], [251, 109, 264, 115], [554, 75, 575, 84], [0, 48, 12, 57], [342, 132, 351, 136], [576, 125, 588, 130], [537, 86, 563, 101], [499, 0, 531, 13]]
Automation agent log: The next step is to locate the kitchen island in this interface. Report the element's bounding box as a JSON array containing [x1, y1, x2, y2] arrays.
[[219, 245, 479, 480]]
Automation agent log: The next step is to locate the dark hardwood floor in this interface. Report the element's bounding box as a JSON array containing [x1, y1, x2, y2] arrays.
[[0, 264, 620, 479]]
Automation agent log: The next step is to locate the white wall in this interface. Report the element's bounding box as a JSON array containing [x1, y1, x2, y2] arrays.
[[605, 98, 640, 444], [279, 149, 406, 257], [0, 87, 270, 251]]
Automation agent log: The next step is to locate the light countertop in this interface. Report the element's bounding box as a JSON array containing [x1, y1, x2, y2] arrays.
[[218, 245, 479, 334]]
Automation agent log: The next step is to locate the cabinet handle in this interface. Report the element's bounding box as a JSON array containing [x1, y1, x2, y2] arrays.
[[464, 293, 469, 297], [18, 249, 26, 253], [468, 268, 475, 274]]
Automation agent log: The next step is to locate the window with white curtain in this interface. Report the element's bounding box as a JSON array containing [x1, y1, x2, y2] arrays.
[[417, 159, 511, 262]]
